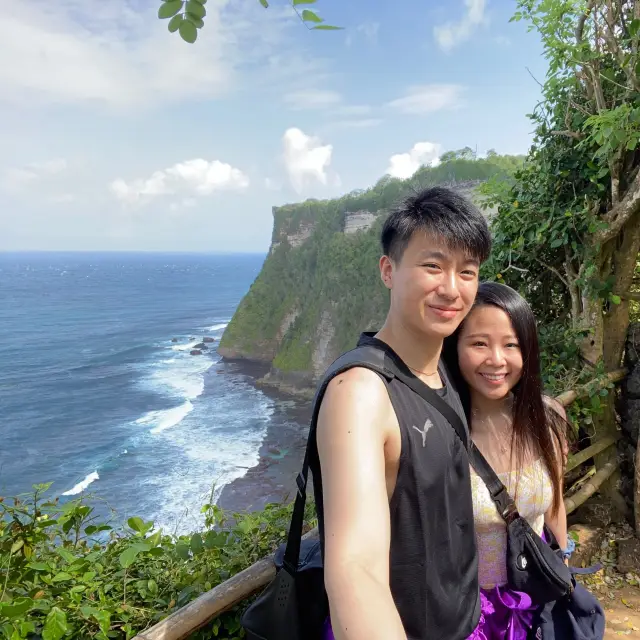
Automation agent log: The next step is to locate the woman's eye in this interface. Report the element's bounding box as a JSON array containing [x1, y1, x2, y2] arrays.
[[506, 343, 520, 349], [461, 270, 477, 277], [472, 341, 487, 347], [423, 263, 439, 269]]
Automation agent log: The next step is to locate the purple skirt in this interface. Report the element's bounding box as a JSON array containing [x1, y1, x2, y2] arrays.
[[322, 585, 538, 640]]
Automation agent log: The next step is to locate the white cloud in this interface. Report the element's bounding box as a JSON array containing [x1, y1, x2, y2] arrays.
[[346, 21, 380, 46], [433, 0, 488, 52], [282, 128, 335, 193], [2, 158, 68, 191], [387, 142, 442, 179], [284, 90, 342, 110], [0, 0, 292, 109], [111, 158, 249, 205], [387, 84, 464, 115]]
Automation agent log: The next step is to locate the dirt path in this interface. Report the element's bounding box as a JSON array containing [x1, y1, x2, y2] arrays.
[[600, 585, 640, 638]]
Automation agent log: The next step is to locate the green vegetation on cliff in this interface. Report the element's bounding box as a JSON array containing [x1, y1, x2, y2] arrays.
[[0, 483, 315, 640], [219, 155, 523, 384]]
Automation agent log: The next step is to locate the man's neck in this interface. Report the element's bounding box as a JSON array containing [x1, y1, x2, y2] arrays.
[[375, 318, 443, 380]]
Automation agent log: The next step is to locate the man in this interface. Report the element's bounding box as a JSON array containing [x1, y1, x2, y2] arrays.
[[310, 187, 492, 640]]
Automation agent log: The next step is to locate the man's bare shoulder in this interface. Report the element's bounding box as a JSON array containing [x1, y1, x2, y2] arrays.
[[318, 366, 394, 437]]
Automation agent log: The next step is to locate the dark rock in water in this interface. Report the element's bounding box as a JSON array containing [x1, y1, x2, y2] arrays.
[[190, 349, 202, 356], [193, 342, 208, 350], [171, 337, 179, 342], [203, 336, 215, 343], [189, 337, 195, 341]]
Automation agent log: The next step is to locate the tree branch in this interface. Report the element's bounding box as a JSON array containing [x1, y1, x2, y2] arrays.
[[550, 130, 584, 140], [576, 0, 598, 44], [534, 257, 569, 287], [594, 167, 640, 244], [617, 291, 640, 302]]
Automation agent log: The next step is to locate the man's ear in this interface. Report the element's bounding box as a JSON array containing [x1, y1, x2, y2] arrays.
[[380, 255, 394, 290]]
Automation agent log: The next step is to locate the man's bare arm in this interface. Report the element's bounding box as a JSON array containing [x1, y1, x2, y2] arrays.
[[317, 368, 406, 640]]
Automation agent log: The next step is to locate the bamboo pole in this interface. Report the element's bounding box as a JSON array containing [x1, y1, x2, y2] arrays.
[[132, 527, 319, 640], [554, 368, 627, 407], [565, 435, 618, 472], [564, 462, 618, 514]]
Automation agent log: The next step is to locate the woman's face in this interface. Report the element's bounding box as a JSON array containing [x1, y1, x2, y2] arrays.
[[457, 305, 523, 401]]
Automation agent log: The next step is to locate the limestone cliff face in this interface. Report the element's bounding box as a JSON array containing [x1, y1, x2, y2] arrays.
[[218, 163, 508, 393]]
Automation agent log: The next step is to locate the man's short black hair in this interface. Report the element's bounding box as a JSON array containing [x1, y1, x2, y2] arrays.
[[381, 186, 491, 264]]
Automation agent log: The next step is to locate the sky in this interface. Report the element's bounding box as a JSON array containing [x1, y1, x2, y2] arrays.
[[0, 0, 548, 253]]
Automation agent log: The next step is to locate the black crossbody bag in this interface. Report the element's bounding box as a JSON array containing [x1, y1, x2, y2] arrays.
[[241, 344, 572, 639]]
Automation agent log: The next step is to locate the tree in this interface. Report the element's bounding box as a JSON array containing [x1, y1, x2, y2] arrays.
[[482, 0, 640, 521], [157, 0, 341, 44]]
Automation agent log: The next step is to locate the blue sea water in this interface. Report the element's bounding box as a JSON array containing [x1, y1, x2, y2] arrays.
[[0, 252, 276, 533]]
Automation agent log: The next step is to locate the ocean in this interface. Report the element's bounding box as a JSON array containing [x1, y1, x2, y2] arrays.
[[0, 252, 300, 534]]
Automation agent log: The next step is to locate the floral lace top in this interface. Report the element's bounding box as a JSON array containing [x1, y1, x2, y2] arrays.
[[470, 459, 553, 589]]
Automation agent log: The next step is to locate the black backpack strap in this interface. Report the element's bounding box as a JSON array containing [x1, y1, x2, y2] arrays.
[[281, 345, 394, 574]]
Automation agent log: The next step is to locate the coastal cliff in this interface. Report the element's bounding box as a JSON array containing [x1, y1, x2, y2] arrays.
[[218, 156, 517, 395]]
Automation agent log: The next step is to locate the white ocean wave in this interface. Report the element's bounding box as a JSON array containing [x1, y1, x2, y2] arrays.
[[63, 471, 99, 496], [137, 400, 194, 434]]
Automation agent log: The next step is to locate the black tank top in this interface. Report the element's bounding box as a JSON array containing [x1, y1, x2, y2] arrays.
[[310, 333, 480, 640]]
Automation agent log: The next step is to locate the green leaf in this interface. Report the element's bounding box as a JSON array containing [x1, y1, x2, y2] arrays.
[[259, 0, 269, 6], [175, 541, 191, 560], [158, 0, 183, 18], [148, 579, 159, 596], [42, 607, 68, 640], [52, 572, 72, 582], [56, 548, 76, 564], [27, 561, 50, 571], [93, 609, 111, 635], [127, 516, 145, 533], [629, 19, 640, 37], [10, 539, 23, 554], [168, 13, 183, 32], [610, 294, 621, 305], [179, 19, 198, 43], [293, 0, 316, 4], [312, 24, 343, 30], [301, 9, 323, 23], [1, 598, 34, 619], [186, 1, 206, 18], [190, 533, 204, 554], [550, 238, 563, 248], [118, 543, 150, 569], [185, 13, 204, 28]]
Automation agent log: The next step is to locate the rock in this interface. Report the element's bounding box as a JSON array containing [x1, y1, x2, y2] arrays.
[[203, 337, 215, 343], [617, 536, 640, 574], [569, 523, 607, 567], [171, 337, 178, 342], [193, 342, 208, 350], [190, 349, 202, 356]]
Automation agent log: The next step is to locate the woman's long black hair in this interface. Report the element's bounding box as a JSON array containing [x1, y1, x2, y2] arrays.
[[443, 282, 566, 515]]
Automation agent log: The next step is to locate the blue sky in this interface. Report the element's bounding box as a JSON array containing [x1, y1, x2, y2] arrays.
[[0, 0, 547, 252]]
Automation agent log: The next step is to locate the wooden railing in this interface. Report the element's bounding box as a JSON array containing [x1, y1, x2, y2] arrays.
[[133, 368, 627, 640]]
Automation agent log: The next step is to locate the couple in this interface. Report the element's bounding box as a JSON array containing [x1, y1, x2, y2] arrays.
[[311, 187, 570, 640]]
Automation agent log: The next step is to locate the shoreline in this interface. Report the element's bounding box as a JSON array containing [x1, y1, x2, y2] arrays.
[[215, 359, 313, 513]]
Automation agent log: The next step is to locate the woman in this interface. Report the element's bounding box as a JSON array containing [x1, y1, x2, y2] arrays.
[[445, 282, 572, 640]]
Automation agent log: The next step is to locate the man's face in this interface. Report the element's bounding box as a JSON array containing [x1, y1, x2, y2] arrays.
[[380, 231, 480, 339]]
